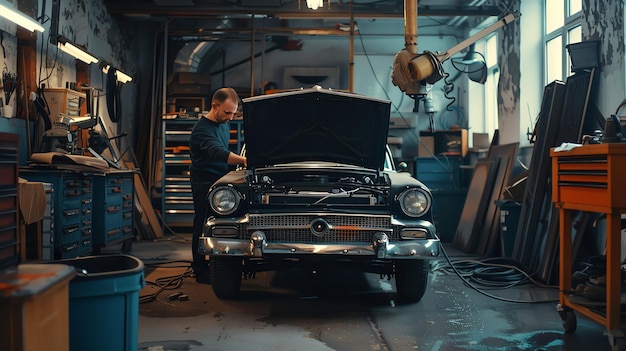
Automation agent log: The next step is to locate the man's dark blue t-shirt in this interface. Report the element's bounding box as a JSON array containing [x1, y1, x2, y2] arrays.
[[189, 117, 231, 179]]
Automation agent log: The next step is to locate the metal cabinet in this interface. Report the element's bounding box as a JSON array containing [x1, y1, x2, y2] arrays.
[[415, 156, 463, 191], [0, 132, 18, 269], [20, 169, 94, 259], [551, 143, 626, 348], [229, 119, 244, 154], [161, 119, 195, 228], [161, 118, 243, 229], [92, 170, 135, 252]]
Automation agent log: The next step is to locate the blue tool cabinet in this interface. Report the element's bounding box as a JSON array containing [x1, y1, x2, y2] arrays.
[[20, 169, 94, 258], [91, 170, 135, 253], [20, 168, 135, 258]]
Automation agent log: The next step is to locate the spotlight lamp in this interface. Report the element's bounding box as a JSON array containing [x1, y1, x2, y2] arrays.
[[0, 1, 44, 32], [56, 35, 98, 64], [451, 44, 488, 84]]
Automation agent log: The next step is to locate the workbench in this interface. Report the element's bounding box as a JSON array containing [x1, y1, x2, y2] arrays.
[[551, 143, 626, 350]]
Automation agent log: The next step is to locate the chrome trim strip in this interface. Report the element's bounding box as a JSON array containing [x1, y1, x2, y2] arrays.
[[248, 212, 392, 219], [245, 224, 394, 232], [199, 237, 440, 258]]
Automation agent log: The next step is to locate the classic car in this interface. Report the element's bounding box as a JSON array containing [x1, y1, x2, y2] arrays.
[[199, 86, 440, 302]]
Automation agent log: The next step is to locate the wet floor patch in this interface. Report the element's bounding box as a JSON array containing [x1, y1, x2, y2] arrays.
[[138, 340, 203, 350]]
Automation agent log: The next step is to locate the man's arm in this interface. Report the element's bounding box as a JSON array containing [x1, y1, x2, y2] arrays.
[[227, 152, 247, 167]]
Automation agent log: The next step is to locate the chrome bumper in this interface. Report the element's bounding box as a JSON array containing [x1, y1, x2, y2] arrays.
[[199, 232, 440, 259]]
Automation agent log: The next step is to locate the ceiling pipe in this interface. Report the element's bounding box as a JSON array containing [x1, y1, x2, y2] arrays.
[[404, 0, 418, 55], [390, 0, 423, 96]]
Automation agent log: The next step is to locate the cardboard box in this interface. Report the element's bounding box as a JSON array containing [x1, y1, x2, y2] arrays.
[[18, 179, 46, 225], [472, 132, 490, 149], [418, 135, 435, 157]]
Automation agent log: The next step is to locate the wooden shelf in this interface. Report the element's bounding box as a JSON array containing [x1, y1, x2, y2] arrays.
[[43, 88, 86, 120]]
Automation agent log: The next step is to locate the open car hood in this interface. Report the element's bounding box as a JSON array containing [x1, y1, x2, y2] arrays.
[[242, 88, 391, 170]]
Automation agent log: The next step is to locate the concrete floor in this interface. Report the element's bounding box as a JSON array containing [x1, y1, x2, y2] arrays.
[[110, 234, 617, 351]]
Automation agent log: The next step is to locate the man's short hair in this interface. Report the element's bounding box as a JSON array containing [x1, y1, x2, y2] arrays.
[[212, 87, 239, 105]]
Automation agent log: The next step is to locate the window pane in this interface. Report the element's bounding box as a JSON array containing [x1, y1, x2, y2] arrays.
[[546, 36, 563, 82], [568, 25, 581, 44], [566, 26, 582, 76], [485, 35, 497, 68], [569, 0, 582, 15], [485, 67, 499, 139], [545, 0, 564, 33]]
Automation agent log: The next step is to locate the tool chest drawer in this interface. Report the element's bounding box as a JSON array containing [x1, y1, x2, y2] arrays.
[[551, 143, 626, 209]]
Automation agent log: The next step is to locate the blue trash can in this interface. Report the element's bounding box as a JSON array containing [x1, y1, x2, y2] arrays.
[[54, 254, 145, 351]]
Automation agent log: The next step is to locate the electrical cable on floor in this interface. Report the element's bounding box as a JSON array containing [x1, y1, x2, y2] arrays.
[[433, 258, 529, 288], [139, 260, 194, 304], [434, 245, 559, 303]]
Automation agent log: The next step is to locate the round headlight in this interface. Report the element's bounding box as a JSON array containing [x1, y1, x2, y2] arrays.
[[398, 188, 431, 217], [209, 186, 241, 215]]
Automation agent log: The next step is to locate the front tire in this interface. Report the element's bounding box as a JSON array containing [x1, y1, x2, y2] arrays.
[[210, 256, 243, 299], [394, 259, 429, 303]]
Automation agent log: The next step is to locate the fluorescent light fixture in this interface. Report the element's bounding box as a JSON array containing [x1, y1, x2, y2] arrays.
[[306, 0, 323, 10], [0, 1, 44, 32], [115, 69, 133, 83], [56, 35, 98, 64], [100, 61, 132, 83], [101, 62, 111, 74]]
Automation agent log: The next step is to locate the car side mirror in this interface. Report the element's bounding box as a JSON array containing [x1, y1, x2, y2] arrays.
[[397, 161, 409, 172]]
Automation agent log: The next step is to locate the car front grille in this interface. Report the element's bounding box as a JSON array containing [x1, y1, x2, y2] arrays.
[[243, 213, 398, 243]]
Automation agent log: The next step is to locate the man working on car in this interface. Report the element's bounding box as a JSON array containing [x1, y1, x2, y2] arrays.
[[189, 87, 247, 284]]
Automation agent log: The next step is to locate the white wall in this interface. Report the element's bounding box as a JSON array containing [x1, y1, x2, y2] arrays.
[[584, 0, 625, 118], [519, 0, 544, 148]]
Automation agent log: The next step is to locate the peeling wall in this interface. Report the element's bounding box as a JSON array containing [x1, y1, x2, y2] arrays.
[[583, 0, 625, 117], [39, 0, 143, 153], [0, 4, 20, 112], [497, 2, 521, 145]]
